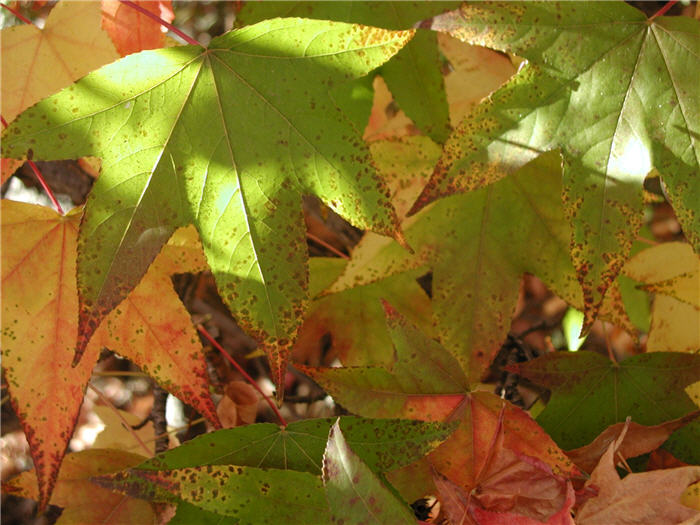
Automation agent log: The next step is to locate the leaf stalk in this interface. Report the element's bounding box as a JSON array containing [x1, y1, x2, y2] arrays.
[[118, 0, 202, 47]]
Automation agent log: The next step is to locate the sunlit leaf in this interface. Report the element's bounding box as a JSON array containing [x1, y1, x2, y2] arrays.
[[101, 0, 174, 56]]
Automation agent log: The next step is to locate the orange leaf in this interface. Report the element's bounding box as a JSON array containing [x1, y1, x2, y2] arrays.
[[576, 422, 700, 525], [88, 226, 220, 428], [1, 200, 99, 510], [101, 0, 174, 57], [3, 448, 156, 524]]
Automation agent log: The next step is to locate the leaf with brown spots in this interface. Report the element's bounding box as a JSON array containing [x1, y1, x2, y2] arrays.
[[3, 449, 155, 525], [134, 416, 454, 478], [415, 2, 700, 327], [237, 1, 460, 144], [1, 201, 219, 507], [1, 19, 413, 398], [101, 0, 174, 56], [322, 420, 417, 524], [506, 351, 700, 464], [97, 463, 330, 523]]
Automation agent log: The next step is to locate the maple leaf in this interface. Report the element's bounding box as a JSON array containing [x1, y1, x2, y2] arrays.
[[331, 141, 582, 385], [412, 1, 700, 327], [101, 0, 175, 56], [3, 449, 155, 524], [0, 1, 119, 184], [1, 19, 413, 395], [237, 1, 460, 144], [322, 420, 417, 524], [1, 200, 219, 508], [507, 351, 700, 464], [623, 242, 700, 353], [576, 422, 700, 525], [294, 257, 433, 367]]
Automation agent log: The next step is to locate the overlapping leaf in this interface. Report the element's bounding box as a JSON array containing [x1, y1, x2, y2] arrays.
[[507, 351, 700, 463], [623, 242, 700, 353], [415, 1, 700, 326], [101, 0, 174, 56], [238, 1, 459, 143], [1, 200, 218, 508], [1, 19, 413, 394], [323, 420, 416, 524], [3, 449, 155, 525]]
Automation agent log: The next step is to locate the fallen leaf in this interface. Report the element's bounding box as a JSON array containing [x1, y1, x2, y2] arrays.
[[576, 423, 700, 525], [323, 420, 416, 524], [216, 380, 259, 429], [101, 0, 174, 56], [566, 411, 700, 475]]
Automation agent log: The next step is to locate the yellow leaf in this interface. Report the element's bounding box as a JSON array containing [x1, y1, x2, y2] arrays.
[[93, 406, 155, 457]]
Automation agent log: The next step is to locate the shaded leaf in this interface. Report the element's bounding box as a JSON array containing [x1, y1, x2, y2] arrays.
[[3, 448, 155, 525], [576, 423, 700, 525], [216, 380, 260, 429], [506, 351, 700, 462], [1, 200, 98, 510], [1, 19, 413, 394], [101, 0, 174, 56], [623, 242, 700, 352], [566, 411, 700, 475], [416, 2, 700, 325], [238, 1, 459, 143], [323, 420, 416, 524], [99, 464, 329, 524], [92, 405, 156, 457], [136, 416, 453, 476]]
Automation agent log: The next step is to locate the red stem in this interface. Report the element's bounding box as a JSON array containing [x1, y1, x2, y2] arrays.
[[651, 0, 678, 19], [306, 232, 349, 260], [197, 325, 288, 427], [0, 2, 34, 25], [118, 0, 202, 47], [2, 115, 64, 215]]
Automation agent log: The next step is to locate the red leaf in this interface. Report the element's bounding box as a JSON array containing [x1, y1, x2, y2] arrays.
[[101, 0, 174, 56]]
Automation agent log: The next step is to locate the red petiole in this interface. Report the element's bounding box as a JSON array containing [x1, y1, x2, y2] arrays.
[[118, 0, 202, 47], [197, 325, 288, 427], [0, 2, 34, 25], [651, 0, 678, 19]]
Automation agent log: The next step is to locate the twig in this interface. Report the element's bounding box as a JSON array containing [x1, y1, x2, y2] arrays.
[[0, 2, 34, 25], [306, 232, 350, 260], [152, 385, 169, 453], [88, 383, 152, 457], [118, 0, 202, 47], [197, 324, 288, 427]]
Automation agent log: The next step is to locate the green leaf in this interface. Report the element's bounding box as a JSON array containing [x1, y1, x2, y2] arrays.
[[332, 144, 580, 385], [136, 416, 454, 475], [506, 351, 700, 462], [238, 1, 459, 143], [1, 19, 413, 391], [416, 1, 700, 325], [323, 420, 416, 524], [99, 465, 329, 524], [170, 502, 235, 525]]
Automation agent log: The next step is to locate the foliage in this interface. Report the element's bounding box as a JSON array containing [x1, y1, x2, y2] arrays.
[[1, 1, 699, 524]]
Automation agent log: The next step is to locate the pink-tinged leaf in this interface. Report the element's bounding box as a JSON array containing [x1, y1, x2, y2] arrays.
[[3, 449, 155, 524], [576, 423, 700, 525], [101, 0, 174, 56], [88, 226, 220, 428], [322, 420, 416, 524], [1, 200, 99, 510], [566, 411, 700, 475]]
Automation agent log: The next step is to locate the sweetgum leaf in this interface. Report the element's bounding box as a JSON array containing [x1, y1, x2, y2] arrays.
[[507, 351, 700, 463], [1, 19, 413, 394], [135, 416, 453, 476], [101, 0, 175, 57], [237, 1, 459, 143], [99, 465, 329, 524], [3, 449, 155, 525], [1, 200, 97, 511], [417, 1, 700, 326], [322, 420, 416, 524]]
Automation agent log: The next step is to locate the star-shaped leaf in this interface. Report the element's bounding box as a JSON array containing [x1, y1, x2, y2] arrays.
[[237, 1, 460, 143], [1, 19, 414, 393], [507, 351, 700, 463], [413, 1, 700, 326]]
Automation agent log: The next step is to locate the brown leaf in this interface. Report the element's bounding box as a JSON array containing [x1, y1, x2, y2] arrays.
[[566, 412, 700, 475], [216, 380, 260, 429]]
